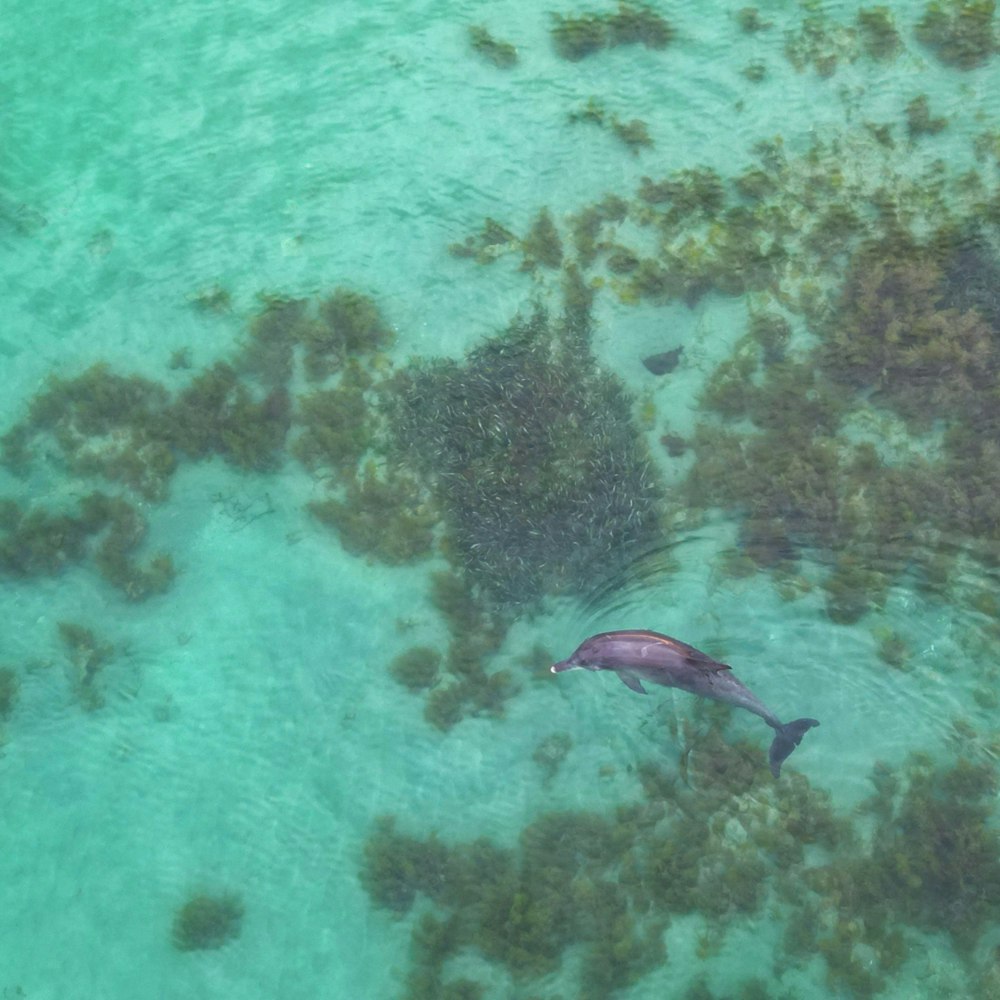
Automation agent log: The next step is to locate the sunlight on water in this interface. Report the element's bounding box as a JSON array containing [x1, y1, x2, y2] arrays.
[[2, 0, 1000, 998]]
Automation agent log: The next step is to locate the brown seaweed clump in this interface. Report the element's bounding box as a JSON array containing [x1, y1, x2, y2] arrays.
[[361, 724, 851, 1000], [551, 3, 674, 61], [171, 892, 244, 951], [819, 239, 996, 427], [915, 0, 997, 69]]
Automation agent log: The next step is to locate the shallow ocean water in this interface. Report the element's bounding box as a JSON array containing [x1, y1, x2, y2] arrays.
[[2, 0, 1000, 998]]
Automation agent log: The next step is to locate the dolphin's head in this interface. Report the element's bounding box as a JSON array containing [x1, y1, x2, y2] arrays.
[[551, 657, 579, 673], [551, 638, 606, 673]]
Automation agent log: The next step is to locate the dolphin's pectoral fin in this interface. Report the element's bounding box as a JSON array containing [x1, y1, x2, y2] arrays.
[[618, 672, 647, 695]]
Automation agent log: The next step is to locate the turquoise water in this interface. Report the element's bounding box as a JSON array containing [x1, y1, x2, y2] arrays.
[[3, 0, 1000, 997]]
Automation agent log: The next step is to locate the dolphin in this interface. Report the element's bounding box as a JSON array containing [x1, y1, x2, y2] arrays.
[[551, 629, 818, 777]]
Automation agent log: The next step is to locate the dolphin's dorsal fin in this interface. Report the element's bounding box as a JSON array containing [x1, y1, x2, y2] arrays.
[[618, 672, 647, 695], [685, 653, 731, 674]]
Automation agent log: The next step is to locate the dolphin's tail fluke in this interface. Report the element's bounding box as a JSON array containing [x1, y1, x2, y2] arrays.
[[768, 718, 819, 778]]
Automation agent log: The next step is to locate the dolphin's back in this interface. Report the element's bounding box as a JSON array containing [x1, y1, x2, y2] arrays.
[[598, 629, 732, 674]]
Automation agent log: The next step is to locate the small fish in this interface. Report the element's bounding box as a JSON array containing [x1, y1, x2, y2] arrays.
[[642, 346, 683, 375], [552, 629, 818, 777]]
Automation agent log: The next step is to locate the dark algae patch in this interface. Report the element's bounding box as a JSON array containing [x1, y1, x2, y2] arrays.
[[171, 892, 244, 951], [360, 723, 858, 1000], [468, 25, 518, 68], [57, 620, 117, 710], [362, 746, 1000, 999], [388, 646, 441, 692], [568, 99, 655, 155], [915, 0, 998, 69], [685, 225, 1000, 621], [551, 3, 675, 61], [0, 666, 19, 719], [790, 755, 1000, 994], [0, 290, 391, 600]]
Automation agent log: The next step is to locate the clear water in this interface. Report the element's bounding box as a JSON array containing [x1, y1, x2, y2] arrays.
[[2, 0, 1000, 997]]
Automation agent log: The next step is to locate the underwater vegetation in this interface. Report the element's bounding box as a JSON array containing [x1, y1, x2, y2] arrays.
[[685, 260, 1000, 622], [291, 373, 372, 474], [569, 194, 629, 269], [787, 755, 1000, 994], [905, 94, 948, 137], [740, 59, 768, 83], [388, 646, 441, 692], [362, 809, 665, 998], [58, 620, 114, 710], [187, 285, 232, 314], [817, 230, 1000, 419], [784, 11, 856, 76], [0, 666, 19, 719], [84, 493, 177, 601], [362, 721, 855, 1000], [859, 756, 1000, 947], [2, 288, 392, 498], [239, 294, 311, 387], [519, 207, 564, 270], [166, 362, 291, 470], [419, 570, 520, 731], [447, 217, 518, 264], [568, 99, 654, 155], [0, 353, 291, 492], [736, 7, 771, 33], [0, 492, 174, 601], [304, 288, 395, 382], [171, 892, 244, 951], [531, 731, 573, 783], [915, 0, 997, 69], [309, 462, 436, 565], [857, 7, 902, 60], [3, 363, 176, 501], [0, 499, 94, 577], [783, 0, 952, 74], [610, 116, 654, 155], [468, 25, 518, 68], [450, 206, 580, 269], [363, 741, 1000, 998], [551, 3, 674, 61], [0, 286, 398, 605]]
